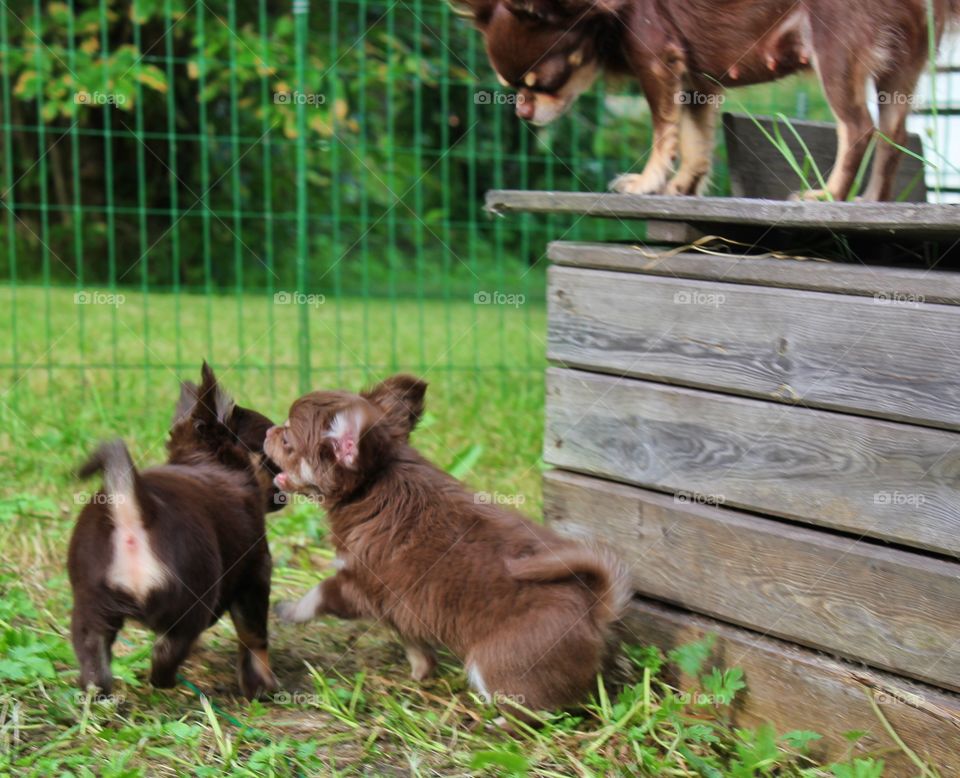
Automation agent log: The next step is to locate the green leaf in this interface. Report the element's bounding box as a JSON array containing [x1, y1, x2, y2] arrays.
[[470, 749, 529, 776], [701, 666, 746, 706], [782, 729, 823, 752], [668, 634, 716, 677], [446, 443, 483, 480]]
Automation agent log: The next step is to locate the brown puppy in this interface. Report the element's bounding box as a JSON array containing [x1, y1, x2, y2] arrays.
[[459, 0, 959, 200], [68, 364, 279, 699], [264, 375, 631, 714]]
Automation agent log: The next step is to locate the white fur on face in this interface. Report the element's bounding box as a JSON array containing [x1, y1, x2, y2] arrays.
[[467, 662, 491, 703], [527, 61, 599, 126]]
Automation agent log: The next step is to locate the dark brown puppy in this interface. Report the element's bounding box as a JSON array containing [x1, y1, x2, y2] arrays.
[[68, 364, 279, 699], [459, 0, 959, 200], [264, 375, 631, 714]]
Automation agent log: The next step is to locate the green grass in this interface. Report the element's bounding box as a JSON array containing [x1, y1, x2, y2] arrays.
[[0, 287, 908, 776]]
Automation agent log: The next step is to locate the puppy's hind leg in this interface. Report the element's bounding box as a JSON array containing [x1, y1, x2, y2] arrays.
[[149, 626, 198, 689], [230, 558, 279, 700], [71, 606, 121, 695]]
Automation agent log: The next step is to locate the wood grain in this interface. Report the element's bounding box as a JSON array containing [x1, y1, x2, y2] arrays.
[[544, 368, 960, 554], [547, 264, 960, 428], [547, 241, 960, 306], [619, 596, 960, 774], [485, 190, 960, 239], [544, 469, 960, 693], [723, 113, 928, 202]]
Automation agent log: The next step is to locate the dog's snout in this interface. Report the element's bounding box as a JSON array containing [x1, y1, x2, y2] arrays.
[[516, 98, 535, 121]]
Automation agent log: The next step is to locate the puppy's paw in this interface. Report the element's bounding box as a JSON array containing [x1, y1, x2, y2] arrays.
[[405, 643, 437, 682], [275, 597, 315, 624], [609, 172, 668, 196]]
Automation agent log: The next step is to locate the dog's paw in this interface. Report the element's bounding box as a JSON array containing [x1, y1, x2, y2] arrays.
[[609, 172, 668, 196], [790, 188, 835, 202], [275, 599, 308, 624], [664, 172, 708, 197]]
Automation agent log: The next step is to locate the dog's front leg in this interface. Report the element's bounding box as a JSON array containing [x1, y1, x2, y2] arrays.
[[276, 573, 369, 624], [611, 61, 682, 196], [665, 92, 721, 196]]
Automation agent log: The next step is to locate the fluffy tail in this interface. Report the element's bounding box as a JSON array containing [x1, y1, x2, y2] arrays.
[[507, 542, 633, 625], [77, 439, 140, 523]]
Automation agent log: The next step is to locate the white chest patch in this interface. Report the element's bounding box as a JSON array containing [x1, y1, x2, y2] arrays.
[[106, 502, 168, 605], [467, 662, 491, 703]]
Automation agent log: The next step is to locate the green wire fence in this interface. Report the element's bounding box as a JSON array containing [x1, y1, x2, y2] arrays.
[[1, 0, 829, 411]]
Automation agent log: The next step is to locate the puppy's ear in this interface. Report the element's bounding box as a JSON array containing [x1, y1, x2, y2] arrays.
[[325, 408, 364, 469], [363, 374, 427, 437], [173, 381, 199, 426], [193, 361, 236, 427]]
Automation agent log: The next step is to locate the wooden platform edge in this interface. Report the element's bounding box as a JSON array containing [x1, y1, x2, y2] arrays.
[[485, 190, 960, 237], [546, 241, 960, 306], [621, 596, 960, 773]]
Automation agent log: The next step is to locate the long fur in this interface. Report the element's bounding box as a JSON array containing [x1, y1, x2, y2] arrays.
[[265, 374, 633, 713]]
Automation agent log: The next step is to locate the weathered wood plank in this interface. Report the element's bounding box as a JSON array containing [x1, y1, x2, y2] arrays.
[[618, 596, 960, 773], [544, 368, 960, 554], [485, 190, 960, 239], [547, 265, 960, 428], [643, 220, 708, 245], [547, 241, 960, 306], [723, 113, 928, 202], [544, 469, 960, 694]]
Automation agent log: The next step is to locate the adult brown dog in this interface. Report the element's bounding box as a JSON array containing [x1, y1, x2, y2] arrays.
[[264, 375, 631, 715], [458, 0, 958, 200]]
